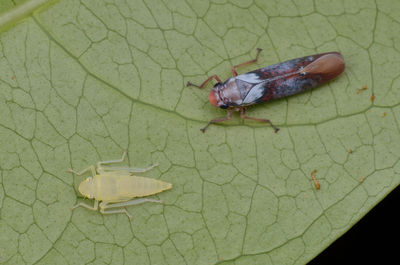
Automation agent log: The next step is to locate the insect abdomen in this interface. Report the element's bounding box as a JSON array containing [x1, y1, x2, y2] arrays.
[[119, 176, 172, 198], [96, 174, 172, 201]]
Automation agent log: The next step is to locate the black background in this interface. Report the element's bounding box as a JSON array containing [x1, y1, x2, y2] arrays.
[[308, 185, 400, 264]]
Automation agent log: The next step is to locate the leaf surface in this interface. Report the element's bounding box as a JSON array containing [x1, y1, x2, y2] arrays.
[[1, 0, 400, 264]]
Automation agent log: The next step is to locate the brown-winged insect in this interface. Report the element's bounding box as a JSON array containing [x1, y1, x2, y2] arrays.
[[187, 49, 345, 132]]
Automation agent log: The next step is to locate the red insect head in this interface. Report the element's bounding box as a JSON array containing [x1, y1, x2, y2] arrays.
[[208, 88, 219, 107]]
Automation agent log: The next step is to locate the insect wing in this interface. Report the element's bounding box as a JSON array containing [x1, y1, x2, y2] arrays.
[[239, 52, 345, 104]]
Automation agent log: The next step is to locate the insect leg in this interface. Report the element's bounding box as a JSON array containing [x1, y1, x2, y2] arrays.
[[201, 108, 233, 133], [99, 202, 133, 219], [67, 165, 96, 177], [71, 199, 99, 211], [103, 163, 159, 173], [100, 199, 163, 219], [102, 198, 163, 209], [186, 75, 222, 89], [98, 150, 159, 173], [240, 108, 280, 133], [97, 150, 127, 170], [231, 48, 262, 76]]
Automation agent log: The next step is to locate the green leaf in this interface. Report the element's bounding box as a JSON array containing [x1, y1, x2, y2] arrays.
[[1, 0, 399, 264], [0, 0, 56, 32]]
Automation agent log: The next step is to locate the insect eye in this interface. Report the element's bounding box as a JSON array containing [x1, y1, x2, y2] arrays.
[[213, 82, 222, 88], [220, 105, 228, 109]]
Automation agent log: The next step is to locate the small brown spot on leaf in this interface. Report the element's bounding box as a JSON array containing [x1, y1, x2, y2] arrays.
[[311, 170, 320, 190], [356, 84, 367, 94]]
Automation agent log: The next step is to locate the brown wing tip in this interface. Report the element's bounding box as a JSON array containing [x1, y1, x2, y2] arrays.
[[303, 52, 345, 82]]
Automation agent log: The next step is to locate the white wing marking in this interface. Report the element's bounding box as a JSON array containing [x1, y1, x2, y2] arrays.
[[236, 73, 263, 84], [242, 83, 266, 104]]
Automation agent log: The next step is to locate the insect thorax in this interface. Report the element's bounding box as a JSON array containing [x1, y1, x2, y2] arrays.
[[216, 78, 252, 107]]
